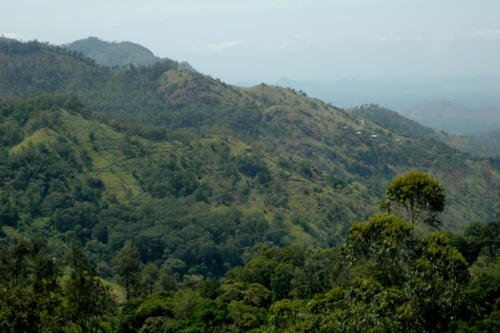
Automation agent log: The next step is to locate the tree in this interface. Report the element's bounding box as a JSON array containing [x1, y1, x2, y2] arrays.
[[4, 236, 32, 286], [340, 214, 469, 332], [159, 266, 178, 292], [270, 263, 294, 301], [344, 214, 413, 286], [496, 191, 500, 222], [141, 263, 159, 296], [65, 240, 116, 332], [382, 170, 445, 228], [113, 241, 141, 300], [403, 233, 469, 332]]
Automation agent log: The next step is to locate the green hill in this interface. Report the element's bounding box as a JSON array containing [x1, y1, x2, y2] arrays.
[[0, 94, 376, 277], [64, 36, 196, 71], [0, 40, 499, 279], [348, 104, 500, 158]]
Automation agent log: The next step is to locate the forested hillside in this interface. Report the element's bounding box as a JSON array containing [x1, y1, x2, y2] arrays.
[[1, 39, 498, 231], [2, 94, 360, 279]]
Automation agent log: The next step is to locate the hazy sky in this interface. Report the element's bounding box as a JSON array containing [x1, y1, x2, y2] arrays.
[[2, 0, 500, 83]]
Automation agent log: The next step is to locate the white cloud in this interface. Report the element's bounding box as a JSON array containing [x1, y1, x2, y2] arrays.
[[374, 36, 405, 43], [267, 42, 291, 50], [2, 32, 29, 41], [103, 16, 122, 28], [195, 41, 243, 51], [472, 29, 500, 38]]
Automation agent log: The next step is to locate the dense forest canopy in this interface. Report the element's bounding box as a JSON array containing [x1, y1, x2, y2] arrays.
[[1, 199, 499, 331]]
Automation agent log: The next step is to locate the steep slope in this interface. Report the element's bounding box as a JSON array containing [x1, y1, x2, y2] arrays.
[[64, 36, 196, 71], [0, 39, 499, 231], [348, 104, 500, 158]]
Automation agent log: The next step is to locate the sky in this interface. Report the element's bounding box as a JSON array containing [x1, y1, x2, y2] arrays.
[[2, 0, 500, 84]]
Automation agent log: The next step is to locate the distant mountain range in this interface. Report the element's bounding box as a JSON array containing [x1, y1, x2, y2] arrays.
[[274, 76, 500, 111], [64, 36, 196, 72], [402, 100, 500, 136]]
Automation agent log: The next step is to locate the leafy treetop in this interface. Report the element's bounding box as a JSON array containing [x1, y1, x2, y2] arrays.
[[382, 170, 446, 228]]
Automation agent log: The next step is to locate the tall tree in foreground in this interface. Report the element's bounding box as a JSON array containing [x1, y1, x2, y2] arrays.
[[382, 170, 445, 228]]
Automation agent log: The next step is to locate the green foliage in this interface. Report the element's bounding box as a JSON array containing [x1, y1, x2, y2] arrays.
[[384, 170, 446, 227], [228, 300, 267, 331], [0, 236, 115, 331], [142, 263, 159, 296], [1, 213, 499, 332], [113, 241, 141, 300], [403, 233, 469, 332], [345, 214, 413, 286], [267, 298, 304, 330], [449, 221, 500, 264], [65, 240, 117, 332]]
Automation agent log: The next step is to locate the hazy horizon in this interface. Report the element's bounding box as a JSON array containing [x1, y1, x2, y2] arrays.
[[3, 0, 500, 85]]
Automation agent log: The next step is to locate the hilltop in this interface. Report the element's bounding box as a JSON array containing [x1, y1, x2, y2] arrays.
[[64, 36, 196, 71]]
